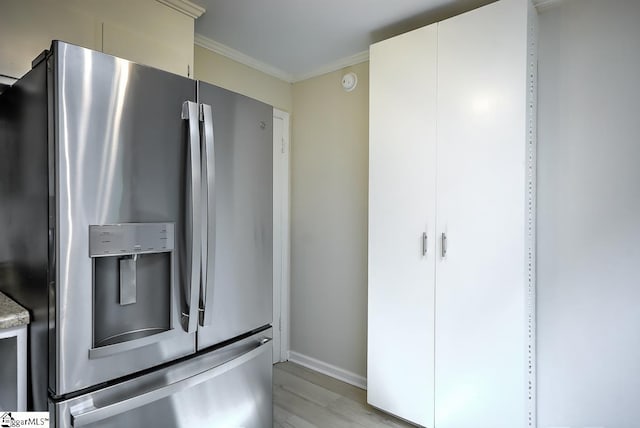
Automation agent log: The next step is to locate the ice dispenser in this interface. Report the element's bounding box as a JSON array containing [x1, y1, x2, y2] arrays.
[[88, 223, 176, 358]]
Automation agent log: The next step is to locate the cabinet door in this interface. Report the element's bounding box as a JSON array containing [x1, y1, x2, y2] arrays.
[[435, 0, 530, 427], [368, 24, 437, 427]]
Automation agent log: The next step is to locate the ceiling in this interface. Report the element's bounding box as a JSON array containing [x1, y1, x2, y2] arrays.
[[191, 0, 501, 82]]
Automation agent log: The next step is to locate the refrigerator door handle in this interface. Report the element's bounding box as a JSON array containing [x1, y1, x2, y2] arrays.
[[69, 338, 272, 427], [199, 103, 216, 327], [182, 101, 202, 334]]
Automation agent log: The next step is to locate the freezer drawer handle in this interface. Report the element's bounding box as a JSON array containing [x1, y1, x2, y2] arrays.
[[199, 103, 216, 327], [70, 338, 272, 427], [181, 101, 202, 334]]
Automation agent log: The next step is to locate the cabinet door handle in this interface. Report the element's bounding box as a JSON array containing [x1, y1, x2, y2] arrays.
[[422, 232, 428, 256], [441, 232, 447, 258]]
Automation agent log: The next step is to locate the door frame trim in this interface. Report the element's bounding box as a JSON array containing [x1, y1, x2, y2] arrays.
[[273, 108, 290, 363]]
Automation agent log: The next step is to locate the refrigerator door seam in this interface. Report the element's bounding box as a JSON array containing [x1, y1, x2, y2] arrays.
[[199, 103, 216, 327]]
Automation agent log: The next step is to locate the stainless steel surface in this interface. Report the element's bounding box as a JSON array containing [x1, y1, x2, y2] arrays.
[[72, 344, 269, 426], [199, 103, 216, 327], [197, 83, 273, 349], [0, 54, 50, 410], [422, 232, 428, 256], [53, 329, 273, 428], [181, 101, 202, 335], [88, 329, 178, 360], [89, 223, 175, 257], [53, 41, 196, 396], [119, 256, 137, 305], [2, 41, 275, 421], [441, 232, 447, 258]]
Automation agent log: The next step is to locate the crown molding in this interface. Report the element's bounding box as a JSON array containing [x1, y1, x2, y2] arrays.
[[195, 33, 294, 82], [291, 50, 369, 83], [533, 0, 565, 12], [156, 0, 205, 19], [195, 33, 369, 84], [192, 1, 556, 84]]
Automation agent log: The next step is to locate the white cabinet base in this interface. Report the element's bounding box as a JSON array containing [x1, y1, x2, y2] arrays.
[[0, 325, 28, 411]]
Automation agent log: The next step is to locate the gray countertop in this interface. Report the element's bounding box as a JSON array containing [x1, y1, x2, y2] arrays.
[[0, 291, 30, 329]]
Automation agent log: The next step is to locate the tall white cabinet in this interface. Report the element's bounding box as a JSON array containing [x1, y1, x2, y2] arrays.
[[368, 23, 438, 426], [367, 0, 537, 427]]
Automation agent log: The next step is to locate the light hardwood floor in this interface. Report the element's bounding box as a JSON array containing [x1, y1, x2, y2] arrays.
[[273, 362, 414, 428]]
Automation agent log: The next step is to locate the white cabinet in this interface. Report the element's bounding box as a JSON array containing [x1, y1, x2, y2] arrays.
[[367, 0, 537, 427], [368, 23, 438, 426], [0, 292, 29, 412]]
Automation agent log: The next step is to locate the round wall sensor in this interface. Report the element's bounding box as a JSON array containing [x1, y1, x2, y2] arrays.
[[341, 72, 358, 92]]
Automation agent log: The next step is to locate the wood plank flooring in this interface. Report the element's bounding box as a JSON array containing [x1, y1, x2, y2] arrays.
[[273, 362, 414, 428]]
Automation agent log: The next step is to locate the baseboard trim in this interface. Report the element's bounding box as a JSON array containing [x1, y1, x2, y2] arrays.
[[288, 351, 367, 390]]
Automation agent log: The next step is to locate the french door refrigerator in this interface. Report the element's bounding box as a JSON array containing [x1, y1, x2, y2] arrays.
[[0, 41, 273, 427]]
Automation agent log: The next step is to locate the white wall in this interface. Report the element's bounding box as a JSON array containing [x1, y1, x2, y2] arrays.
[[537, 1, 640, 427], [290, 62, 369, 380]]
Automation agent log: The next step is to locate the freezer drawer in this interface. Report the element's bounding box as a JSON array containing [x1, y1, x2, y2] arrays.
[[51, 329, 273, 428]]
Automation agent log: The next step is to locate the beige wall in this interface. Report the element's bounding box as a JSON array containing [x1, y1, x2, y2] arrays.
[[195, 43, 366, 378], [194, 45, 292, 113], [0, 0, 194, 78], [290, 62, 369, 378]]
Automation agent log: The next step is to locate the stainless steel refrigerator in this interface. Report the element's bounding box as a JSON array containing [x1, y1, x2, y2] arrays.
[[0, 41, 273, 427]]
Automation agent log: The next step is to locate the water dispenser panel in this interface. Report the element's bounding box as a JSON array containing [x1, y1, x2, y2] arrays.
[[89, 223, 175, 356], [89, 223, 174, 257]]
